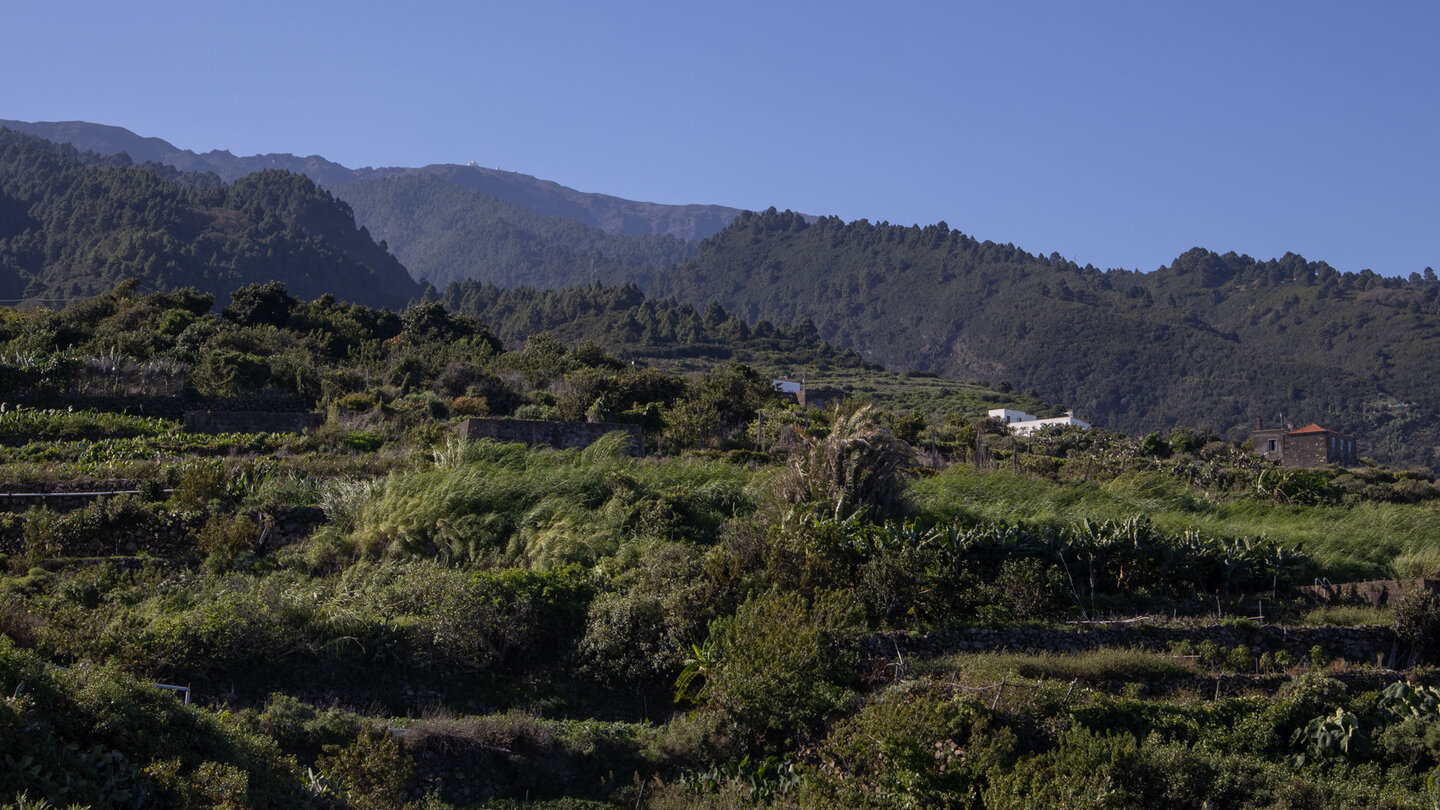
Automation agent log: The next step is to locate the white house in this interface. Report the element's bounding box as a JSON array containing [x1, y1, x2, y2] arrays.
[[987, 408, 1091, 436]]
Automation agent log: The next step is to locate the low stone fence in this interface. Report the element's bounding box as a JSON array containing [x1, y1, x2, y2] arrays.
[[183, 410, 321, 435], [864, 622, 1397, 667], [1296, 578, 1440, 607], [0, 481, 154, 513], [456, 418, 643, 455], [0, 504, 325, 557]]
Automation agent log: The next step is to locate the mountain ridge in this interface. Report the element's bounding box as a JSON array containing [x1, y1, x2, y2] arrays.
[[654, 209, 1440, 468], [0, 119, 742, 242], [0, 128, 421, 309]]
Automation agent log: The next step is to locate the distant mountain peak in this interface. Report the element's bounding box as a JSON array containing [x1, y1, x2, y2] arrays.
[[1, 118, 743, 242]]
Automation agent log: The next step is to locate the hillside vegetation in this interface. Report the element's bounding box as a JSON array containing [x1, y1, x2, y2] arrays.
[[341, 174, 696, 289], [438, 281, 874, 372], [13, 122, 1438, 475], [0, 119, 744, 240], [653, 209, 1440, 469], [0, 129, 420, 309], [4, 284, 1440, 807]]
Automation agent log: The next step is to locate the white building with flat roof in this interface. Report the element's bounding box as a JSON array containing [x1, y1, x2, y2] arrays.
[[987, 408, 1091, 436]]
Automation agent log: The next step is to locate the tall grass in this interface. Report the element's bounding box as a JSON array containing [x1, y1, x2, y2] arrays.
[[910, 466, 1440, 579], [323, 438, 765, 567]]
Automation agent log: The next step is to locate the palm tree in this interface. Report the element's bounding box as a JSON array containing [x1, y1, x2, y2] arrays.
[[774, 401, 915, 518]]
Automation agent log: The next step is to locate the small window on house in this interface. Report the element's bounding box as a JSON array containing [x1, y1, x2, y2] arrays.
[[1267, 439, 1276, 452]]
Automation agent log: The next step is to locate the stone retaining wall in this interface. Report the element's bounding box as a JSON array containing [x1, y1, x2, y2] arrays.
[[1296, 578, 1440, 607], [864, 623, 1398, 666], [0, 505, 325, 557], [183, 410, 321, 435], [456, 418, 643, 455], [0, 490, 152, 513]]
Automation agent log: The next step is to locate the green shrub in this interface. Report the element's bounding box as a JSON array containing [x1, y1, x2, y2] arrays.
[[986, 558, 1069, 623], [449, 395, 489, 416], [253, 693, 358, 762], [808, 682, 1012, 807], [984, 727, 1152, 809], [195, 513, 259, 570], [691, 589, 864, 744], [343, 430, 384, 453], [316, 726, 413, 810], [19, 508, 60, 566], [135, 591, 294, 679], [18, 496, 162, 560], [1226, 645, 1256, 674], [579, 591, 674, 687], [418, 564, 593, 672], [1395, 589, 1440, 666], [172, 460, 230, 510], [336, 392, 377, 412], [0, 637, 313, 808]]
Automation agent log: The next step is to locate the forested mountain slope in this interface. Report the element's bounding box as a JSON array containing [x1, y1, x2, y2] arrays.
[[341, 174, 696, 289], [439, 280, 873, 370], [0, 129, 420, 308], [372, 162, 740, 240], [653, 209, 1440, 468], [0, 119, 743, 241]]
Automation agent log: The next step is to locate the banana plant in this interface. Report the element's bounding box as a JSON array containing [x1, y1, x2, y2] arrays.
[[674, 639, 719, 704]]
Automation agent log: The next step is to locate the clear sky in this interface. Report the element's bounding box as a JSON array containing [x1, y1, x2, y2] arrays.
[[3, 1, 1436, 276]]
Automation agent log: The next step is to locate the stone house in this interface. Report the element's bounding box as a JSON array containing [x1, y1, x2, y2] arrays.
[[796, 387, 845, 410], [1251, 421, 1358, 467], [773, 379, 846, 410]]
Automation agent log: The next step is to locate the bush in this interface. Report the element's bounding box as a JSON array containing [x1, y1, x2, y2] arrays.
[[449, 395, 489, 417], [808, 682, 1012, 807], [985, 558, 1069, 623], [690, 589, 863, 745], [419, 565, 593, 672], [19, 497, 164, 561], [172, 461, 230, 510], [195, 513, 259, 570], [1395, 589, 1440, 666], [579, 591, 673, 686], [336, 392, 378, 412], [984, 727, 1152, 809], [316, 726, 413, 810], [253, 693, 358, 763], [0, 637, 314, 808], [774, 402, 914, 517]]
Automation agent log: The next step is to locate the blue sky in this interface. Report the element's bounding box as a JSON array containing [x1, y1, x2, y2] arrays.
[[4, 1, 1436, 276]]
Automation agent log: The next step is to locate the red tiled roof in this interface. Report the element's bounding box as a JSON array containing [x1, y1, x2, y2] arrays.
[[1287, 423, 1355, 439]]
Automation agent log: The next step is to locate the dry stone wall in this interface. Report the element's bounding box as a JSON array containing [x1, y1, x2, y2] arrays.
[[1296, 578, 1439, 607], [864, 623, 1398, 666], [0, 482, 149, 513], [0, 504, 325, 557], [183, 410, 321, 434], [456, 418, 643, 455]]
